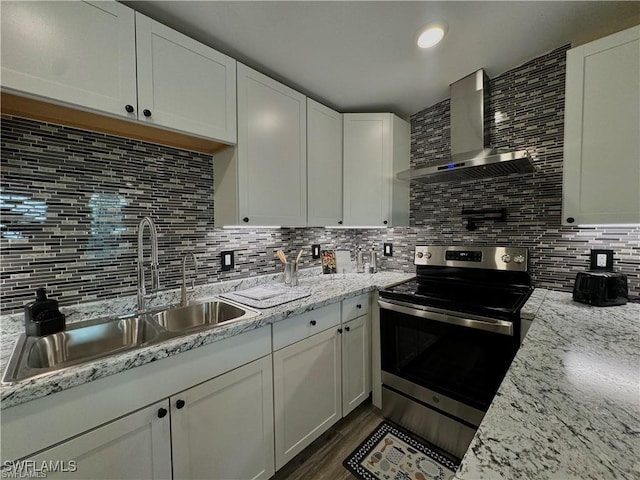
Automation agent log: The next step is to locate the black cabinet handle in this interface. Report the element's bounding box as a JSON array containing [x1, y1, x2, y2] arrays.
[[310, 320, 317, 326], [176, 399, 185, 409], [566, 217, 575, 224], [243, 217, 249, 223], [345, 326, 351, 332], [337, 328, 343, 334], [338, 221, 343, 225], [157, 407, 168, 418], [356, 304, 362, 309], [125, 104, 135, 113], [143, 109, 152, 117]]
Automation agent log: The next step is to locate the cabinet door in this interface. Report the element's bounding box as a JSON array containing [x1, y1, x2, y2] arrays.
[[343, 113, 391, 226], [273, 327, 342, 470], [24, 400, 171, 479], [342, 314, 371, 416], [1, 1, 137, 119], [135, 13, 237, 143], [307, 99, 343, 226], [171, 355, 275, 480], [237, 64, 307, 226], [563, 26, 640, 225]]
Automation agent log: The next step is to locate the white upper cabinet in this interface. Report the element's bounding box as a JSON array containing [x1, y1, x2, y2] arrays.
[[307, 99, 344, 226], [135, 13, 236, 143], [563, 26, 640, 226], [1, 2, 236, 144], [343, 113, 410, 227], [221, 63, 307, 226], [0, 1, 137, 118]]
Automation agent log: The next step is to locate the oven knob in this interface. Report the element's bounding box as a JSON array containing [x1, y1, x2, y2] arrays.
[[425, 252, 432, 259], [416, 252, 424, 258], [514, 255, 525, 264], [501, 254, 512, 263]]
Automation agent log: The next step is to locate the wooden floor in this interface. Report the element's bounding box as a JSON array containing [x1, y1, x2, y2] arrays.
[[272, 400, 383, 480]]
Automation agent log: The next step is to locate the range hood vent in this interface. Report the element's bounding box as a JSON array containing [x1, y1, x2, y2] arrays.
[[398, 69, 535, 185]]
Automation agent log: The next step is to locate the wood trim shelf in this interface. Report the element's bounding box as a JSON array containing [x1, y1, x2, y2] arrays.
[[1, 92, 231, 155]]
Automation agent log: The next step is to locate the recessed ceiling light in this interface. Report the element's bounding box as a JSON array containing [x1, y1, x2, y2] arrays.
[[417, 23, 447, 49]]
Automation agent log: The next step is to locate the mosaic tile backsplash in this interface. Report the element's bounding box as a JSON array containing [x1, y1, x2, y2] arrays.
[[1, 43, 638, 313]]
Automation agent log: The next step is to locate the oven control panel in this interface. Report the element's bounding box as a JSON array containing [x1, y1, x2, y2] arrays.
[[414, 245, 529, 271]]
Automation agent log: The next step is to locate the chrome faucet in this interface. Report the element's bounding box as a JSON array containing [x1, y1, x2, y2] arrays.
[[137, 216, 160, 313], [181, 253, 198, 307]]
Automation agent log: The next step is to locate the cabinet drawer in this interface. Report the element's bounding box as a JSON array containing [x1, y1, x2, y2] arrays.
[[342, 293, 370, 323], [272, 303, 340, 351]]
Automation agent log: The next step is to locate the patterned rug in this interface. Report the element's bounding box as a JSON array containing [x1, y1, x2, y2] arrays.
[[343, 421, 459, 480]]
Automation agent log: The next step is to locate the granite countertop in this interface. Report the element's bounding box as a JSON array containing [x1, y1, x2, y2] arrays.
[[455, 289, 640, 480], [0, 269, 413, 410]]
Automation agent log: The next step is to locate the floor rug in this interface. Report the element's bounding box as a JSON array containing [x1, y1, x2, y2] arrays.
[[343, 421, 459, 480]]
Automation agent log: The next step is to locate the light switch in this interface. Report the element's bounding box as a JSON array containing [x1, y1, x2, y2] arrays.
[[384, 243, 393, 257], [221, 250, 234, 271], [312, 244, 321, 259]]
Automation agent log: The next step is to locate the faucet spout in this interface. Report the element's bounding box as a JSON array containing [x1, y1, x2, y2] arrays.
[[181, 253, 198, 306], [137, 216, 160, 313]]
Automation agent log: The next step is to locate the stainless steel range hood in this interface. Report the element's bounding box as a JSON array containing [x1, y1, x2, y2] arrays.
[[398, 69, 534, 185]]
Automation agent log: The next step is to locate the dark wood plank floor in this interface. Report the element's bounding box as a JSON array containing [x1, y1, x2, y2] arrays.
[[272, 400, 383, 480]]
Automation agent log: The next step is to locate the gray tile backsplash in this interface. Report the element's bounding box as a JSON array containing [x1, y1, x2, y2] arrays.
[[1, 44, 638, 314]]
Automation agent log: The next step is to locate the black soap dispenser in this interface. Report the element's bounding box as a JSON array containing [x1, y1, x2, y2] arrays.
[[24, 288, 66, 336]]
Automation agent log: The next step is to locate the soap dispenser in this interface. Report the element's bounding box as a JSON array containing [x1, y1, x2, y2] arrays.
[[24, 288, 66, 336]]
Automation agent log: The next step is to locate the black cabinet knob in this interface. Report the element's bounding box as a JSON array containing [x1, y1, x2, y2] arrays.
[[125, 104, 135, 113], [566, 217, 575, 224], [157, 407, 168, 418], [356, 304, 362, 309], [143, 109, 152, 117], [383, 220, 388, 225], [176, 399, 185, 409], [338, 221, 343, 225], [345, 326, 351, 332], [337, 328, 343, 334], [310, 320, 317, 326], [242, 217, 249, 223]]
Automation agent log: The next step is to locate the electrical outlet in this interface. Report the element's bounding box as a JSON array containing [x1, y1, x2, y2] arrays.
[[221, 250, 234, 271], [589, 249, 614, 271], [312, 244, 321, 259], [383, 243, 393, 257]]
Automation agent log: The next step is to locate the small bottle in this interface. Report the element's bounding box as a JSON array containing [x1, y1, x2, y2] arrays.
[[370, 248, 377, 274], [24, 287, 66, 336], [356, 248, 364, 273]]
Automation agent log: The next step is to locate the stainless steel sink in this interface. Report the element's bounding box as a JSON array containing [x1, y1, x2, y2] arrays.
[[27, 316, 161, 369], [2, 298, 260, 385], [2, 316, 166, 385], [152, 300, 258, 333]]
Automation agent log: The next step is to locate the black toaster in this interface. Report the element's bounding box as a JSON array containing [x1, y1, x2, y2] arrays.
[[573, 271, 629, 307]]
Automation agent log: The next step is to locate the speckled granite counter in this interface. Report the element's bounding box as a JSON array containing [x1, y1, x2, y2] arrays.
[[455, 289, 640, 480], [0, 270, 413, 410]]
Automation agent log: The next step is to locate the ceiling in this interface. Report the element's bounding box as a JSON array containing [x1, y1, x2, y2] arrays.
[[124, 1, 640, 118]]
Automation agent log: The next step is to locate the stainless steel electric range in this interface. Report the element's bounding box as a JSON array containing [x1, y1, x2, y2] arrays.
[[378, 245, 533, 459]]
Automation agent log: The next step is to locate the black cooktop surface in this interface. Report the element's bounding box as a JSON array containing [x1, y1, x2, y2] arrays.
[[380, 278, 533, 321]]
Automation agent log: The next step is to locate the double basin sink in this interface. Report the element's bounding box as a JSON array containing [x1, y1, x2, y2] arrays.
[[2, 299, 259, 385]]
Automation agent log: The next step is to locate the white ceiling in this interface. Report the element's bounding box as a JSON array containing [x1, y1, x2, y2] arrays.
[[124, 1, 640, 118]]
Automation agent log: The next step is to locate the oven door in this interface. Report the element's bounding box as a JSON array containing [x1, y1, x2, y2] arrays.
[[379, 299, 517, 416]]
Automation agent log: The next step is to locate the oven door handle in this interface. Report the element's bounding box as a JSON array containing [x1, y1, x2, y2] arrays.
[[378, 299, 514, 336]]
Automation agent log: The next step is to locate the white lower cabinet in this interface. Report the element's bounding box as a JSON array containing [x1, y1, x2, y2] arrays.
[[19, 356, 274, 480], [273, 325, 342, 470], [171, 355, 274, 480], [342, 313, 371, 416], [272, 294, 372, 471], [26, 400, 172, 480]]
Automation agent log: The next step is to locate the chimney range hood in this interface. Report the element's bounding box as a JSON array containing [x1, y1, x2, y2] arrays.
[[397, 69, 534, 185]]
